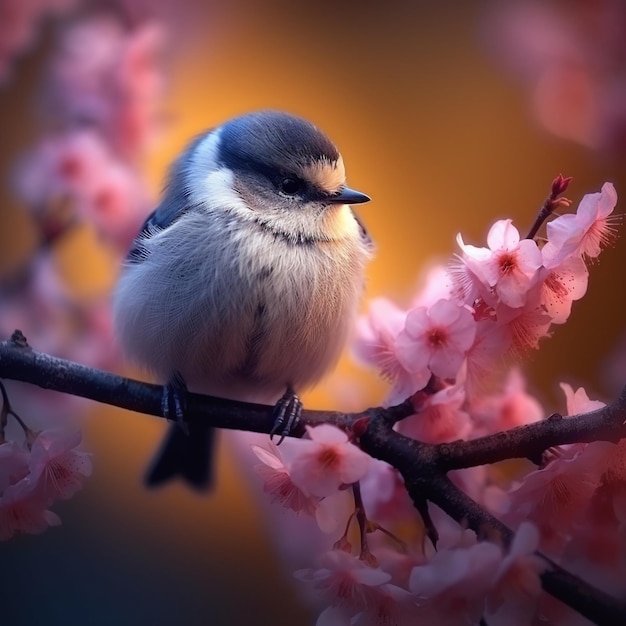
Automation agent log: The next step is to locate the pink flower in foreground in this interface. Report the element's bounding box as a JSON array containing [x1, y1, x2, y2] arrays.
[[251, 442, 319, 516], [288, 425, 370, 498], [397, 385, 471, 444], [395, 299, 476, 391], [486, 523, 547, 626], [0, 478, 61, 541], [295, 550, 412, 625], [28, 430, 92, 502], [353, 298, 409, 389], [409, 541, 501, 624], [545, 182, 619, 264], [456, 219, 543, 308]]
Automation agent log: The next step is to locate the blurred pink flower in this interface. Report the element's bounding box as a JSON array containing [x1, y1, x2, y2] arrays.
[[410, 264, 453, 309], [0, 477, 60, 541], [409, 541, 501, 624], [28, 429, 92, 502], [287, 425, 370, 498], [397, 385, 472, 444], [461, 320, 512, 400], [16, 130, 150, 249], [353, 297, 409, 390], [0, 0, 77, 84], [486, 523, 547, 626], [0, 441, 29, 491], [483, 0, 626, 155], [471, 367, 544, 434], [505, 446, 601, 554], [395, 299, 476, 390], [49, 15, 166, 158], [295, 550, 412, 625]]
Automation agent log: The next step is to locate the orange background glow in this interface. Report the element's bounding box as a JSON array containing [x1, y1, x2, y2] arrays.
[[1, 1, 625, 624]]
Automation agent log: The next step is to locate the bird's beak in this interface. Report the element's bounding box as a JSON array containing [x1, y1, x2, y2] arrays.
[[329, 186, 371, 205]]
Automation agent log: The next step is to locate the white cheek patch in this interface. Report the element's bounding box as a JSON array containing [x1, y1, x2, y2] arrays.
[[187, 126, 250, 214], [203, 168, 251, 213], [302, 155, 346, 194]]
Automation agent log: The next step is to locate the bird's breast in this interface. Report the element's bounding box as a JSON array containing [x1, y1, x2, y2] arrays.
[[113, 209, 370, 402]]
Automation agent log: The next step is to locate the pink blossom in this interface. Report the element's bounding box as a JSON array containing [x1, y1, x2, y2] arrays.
[[314, 491, 354, 535], [295, 550, 392, 608], [0, 477, 61, 541], [461, 320, 512, 400], [471, 368, 544, 435], [545, 182, 619, 264], [353, 298, 412, 395], [287, 425, 370, 498], [538, 253, 588, 324], [28, 429, 92, 502], [395, 299, 476, 391], [486, 523, 547, 625], [495, 301, 552, 355], [410, 264, 453, 308], [397, 385, 472, 444], [560, 383, 606, 417], [456, 220, 543, 308], [251, 442, 319, 516], [0, 441, 29, 492], [505, 448, 600, 554], [564, 474, 626, 579], [359, 461, 418, 526], [295, 550, 410, 624], [409, 541, 501, 624]]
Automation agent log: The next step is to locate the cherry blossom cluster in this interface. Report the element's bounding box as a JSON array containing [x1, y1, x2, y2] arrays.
[[252, 179, 623, 625], [0, 383, 91, 540]]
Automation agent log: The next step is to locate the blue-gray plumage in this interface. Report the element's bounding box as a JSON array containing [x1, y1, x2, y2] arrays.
[[113, 110, 373, 489]]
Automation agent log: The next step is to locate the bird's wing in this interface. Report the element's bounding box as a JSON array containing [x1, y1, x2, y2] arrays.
[[126, 131, 214, 264]]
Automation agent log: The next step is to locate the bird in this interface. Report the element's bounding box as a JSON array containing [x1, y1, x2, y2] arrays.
[[112, 110, 373, 490]]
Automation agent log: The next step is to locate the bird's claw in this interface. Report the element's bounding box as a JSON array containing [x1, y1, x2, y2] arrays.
[[270, 387, 302, 444], [161, 372, 189, 435]]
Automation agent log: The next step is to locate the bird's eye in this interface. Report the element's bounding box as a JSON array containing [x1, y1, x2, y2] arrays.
[[279, 177, 302, 195]]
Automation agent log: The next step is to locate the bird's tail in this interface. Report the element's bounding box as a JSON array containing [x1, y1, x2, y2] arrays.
[[145, 423, 216, 491]]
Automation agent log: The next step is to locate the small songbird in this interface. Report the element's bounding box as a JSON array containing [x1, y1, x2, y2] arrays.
[[112, 110, 373, 489]]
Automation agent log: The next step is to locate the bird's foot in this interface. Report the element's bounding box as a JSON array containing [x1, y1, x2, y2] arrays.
[[161, 371, 189, 435], [270, 386, 302, 445]]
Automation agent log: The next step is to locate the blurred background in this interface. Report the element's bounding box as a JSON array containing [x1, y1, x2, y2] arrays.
[[1, 0, 625, 624]]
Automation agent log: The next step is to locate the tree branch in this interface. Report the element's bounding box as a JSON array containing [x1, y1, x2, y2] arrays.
[[2, 330, 626, 624]]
